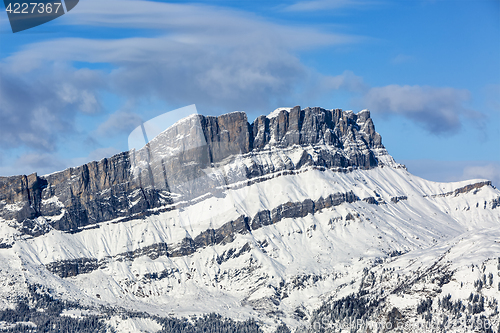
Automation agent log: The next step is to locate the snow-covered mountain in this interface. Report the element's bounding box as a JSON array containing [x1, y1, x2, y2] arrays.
[[0, 106, 499, 332]]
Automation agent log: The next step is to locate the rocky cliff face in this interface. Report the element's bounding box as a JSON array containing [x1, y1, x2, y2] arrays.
[[0, 106, 389, 238]]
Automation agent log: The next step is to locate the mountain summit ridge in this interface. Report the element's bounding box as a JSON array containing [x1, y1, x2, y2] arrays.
[[0, 106, 398, 237]]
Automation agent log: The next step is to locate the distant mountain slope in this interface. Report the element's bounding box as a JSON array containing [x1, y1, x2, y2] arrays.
[[0, 106, 499, 332]]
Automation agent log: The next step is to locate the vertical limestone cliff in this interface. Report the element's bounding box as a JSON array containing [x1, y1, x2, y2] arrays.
[[0, 106, 390, 236]]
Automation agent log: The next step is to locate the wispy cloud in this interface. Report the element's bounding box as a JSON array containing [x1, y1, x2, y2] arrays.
[[59, 0, 357, 49], [6, 152, 67, 176], [0, 0, 360, 157], [463, 163, 500, 187], [322, 70, 367, 92], [0, 64, 103, 151], [317, 73, 482, 135], [0, 147, 122, 176], [3, 0, 362, 110], [363, 85, 483, 134], [284, 0, 379, 12], [95, 110, 143, 138]]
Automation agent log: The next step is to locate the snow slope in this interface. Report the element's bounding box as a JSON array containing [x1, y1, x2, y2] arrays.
[[0, 108, 499, 332], [1, 166, 499, 331]]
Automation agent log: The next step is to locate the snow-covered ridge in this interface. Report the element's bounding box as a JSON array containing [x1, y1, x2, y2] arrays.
[[17, 168, 499, 267], [0, 106, 394, 240], [1, 106, 499, 332], [1, 164, 499, 331]]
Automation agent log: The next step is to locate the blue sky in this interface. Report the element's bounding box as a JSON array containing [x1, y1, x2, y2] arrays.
[[0, 0, 499, 185]]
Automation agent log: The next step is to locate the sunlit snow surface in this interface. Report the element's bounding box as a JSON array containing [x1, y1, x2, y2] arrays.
[[0, 163, 499, 331]]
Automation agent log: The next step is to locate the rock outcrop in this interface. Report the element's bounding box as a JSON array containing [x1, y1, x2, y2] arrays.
[[45, 190, 359, 278], [0, 106, 389, 236]]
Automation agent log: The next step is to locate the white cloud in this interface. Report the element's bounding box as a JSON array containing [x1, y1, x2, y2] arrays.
[[0, 0, 368, 176], [6, 153, 67, 176], [3, 0, 362, 112], [463, 163, 500, 187], [61, 0, 357, 48], [322, 70, 367, 92], [95, 111, 143, 138], [284, 0, 377, 12], [0, 0, 363, 161], [314, 74, 483, 136], [363, 85, 482, 134], [0, 64, 103, 151]]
